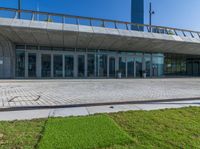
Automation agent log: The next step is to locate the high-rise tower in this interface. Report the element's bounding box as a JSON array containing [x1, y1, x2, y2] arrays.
[[131, 0, 144, 24]]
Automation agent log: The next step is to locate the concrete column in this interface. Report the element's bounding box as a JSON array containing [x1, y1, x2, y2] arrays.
[[97, 55, 99, 77], [116, 55, 119, 72], [142, 55, 146, 71], [107, 56, 109, 77], [150, 54, 153, 77], [74, 54, 78, 77], [85, 54, 87, 77], [25, 52, 28, 78], [63, 55, 65, 78], [36, 52, 41, 78], [51, 54, 54, 78], [134, 57, 136, 78], [94, 54, 97, 77], [125, 57, 128, 78]]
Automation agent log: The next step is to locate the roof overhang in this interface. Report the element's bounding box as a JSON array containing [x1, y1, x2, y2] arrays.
[[0, 18, 200, 55]]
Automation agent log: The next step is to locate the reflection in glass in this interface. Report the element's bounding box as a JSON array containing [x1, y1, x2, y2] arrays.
[[65, 55, 74, 77], [78, 55, 85, 77], [87, 54, 95, 77], [127, 57, 134, 77], [16, 50, 25, 77], [42, 54, 51, 78], [119, 57, 126, 77], [99, 55, 107, 77], [186, 60, 193, 76], [144, 56, 151, 77], [136, 57, 142, 77], [152, 56, 164, 77], [28, 53, 36, 77], [53, 55, 63, 77], [109, 57, 115, 77]]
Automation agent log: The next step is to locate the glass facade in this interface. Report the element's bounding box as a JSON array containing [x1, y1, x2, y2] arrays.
[[131, 0, 144, 24], [98, 54, 107, 77], [53, 55, 63, 78], [109, 57, 116, 77], [152, 54, 164, 77], [15, 45, 200, 78], [16, 50, 25, 77], [127, 57, 134, 77], [65, 55, 74, 77], [28, 53, 37, 77], [87, 54, 95, 77], [78, 55, 85, 77], [136, 56, 142, 77], [119, 57, 126, 77], [41, 54, 51, 78]]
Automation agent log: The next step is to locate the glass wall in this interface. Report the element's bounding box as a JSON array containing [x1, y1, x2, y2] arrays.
[[28, 53, 36, 77], [109, 57, 116, 77], [65, 55, 74, 77], [152, 54, 164, 77], [136, 57, 142, 77], [16, 50, 25, 77], [119, 57, 126, 77], [164, 54, 187, 76], [78, 55, 85, 77], [53, 55, 63, 77], [41, 54, 51, 78], [16, 45, 200, 79], [127, 57, 134, 77], [99, 54, 107, 77], [144, 54, 151, 77], [87, 54, 95, 77]]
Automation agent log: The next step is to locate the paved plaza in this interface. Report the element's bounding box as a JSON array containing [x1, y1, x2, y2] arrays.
[[0, 78, 200, 109]]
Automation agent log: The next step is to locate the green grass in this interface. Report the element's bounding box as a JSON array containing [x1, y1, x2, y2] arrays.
[[109, 107, 200, 149], [0, 119, 46, 149], [0, 107, 200, 149], [38, 115, 133, 149]]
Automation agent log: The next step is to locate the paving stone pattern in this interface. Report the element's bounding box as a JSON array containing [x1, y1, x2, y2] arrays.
[[0, 78, 200, 108]]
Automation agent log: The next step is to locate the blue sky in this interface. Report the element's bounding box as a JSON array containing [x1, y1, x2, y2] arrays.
[[0, 0, 200, 31]]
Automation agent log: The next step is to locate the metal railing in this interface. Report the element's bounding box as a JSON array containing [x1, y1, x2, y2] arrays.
[[0, 7, 200, 39]]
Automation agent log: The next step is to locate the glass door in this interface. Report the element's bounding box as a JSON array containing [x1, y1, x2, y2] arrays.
[[65, 55, 74, 77], [41, 54, 51, 78], [144, 55, 151, 77], [193, 61, 200, 76], [119, 57, 126, 78], [28, 53, 37, 78], [53, 55, 63, 78], [127, 57, 134, 78], [152, 55, 164, 77], [136, 57, 142, 77], [109, 57, 116, 78], [78, 55, 85, 77], [87, 54, 95, 77], [16, 50, 25, 78]]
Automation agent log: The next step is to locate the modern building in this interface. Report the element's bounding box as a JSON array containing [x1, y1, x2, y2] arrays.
[[0, 3, 200, 79], [131, 0, 144, 24]]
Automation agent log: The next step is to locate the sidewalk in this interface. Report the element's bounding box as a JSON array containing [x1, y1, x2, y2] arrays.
[[0, 99, 199, 121]]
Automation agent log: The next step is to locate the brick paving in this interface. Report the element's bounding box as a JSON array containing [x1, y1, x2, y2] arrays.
[[0, 78, 200, 108]]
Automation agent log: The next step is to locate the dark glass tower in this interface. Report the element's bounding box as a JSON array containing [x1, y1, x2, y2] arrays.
[[131, 0, 144, 24]]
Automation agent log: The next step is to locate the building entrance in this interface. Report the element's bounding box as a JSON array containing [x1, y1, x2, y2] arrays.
[[15, 45, 167, 79]]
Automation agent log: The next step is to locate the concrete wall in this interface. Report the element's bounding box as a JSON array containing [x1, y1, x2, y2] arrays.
[[0, 35, 15, 79]]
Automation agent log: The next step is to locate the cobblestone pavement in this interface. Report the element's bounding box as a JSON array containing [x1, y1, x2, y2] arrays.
[[0, 78, 200, 108]]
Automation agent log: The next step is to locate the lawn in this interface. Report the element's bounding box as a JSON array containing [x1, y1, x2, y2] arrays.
[[38, 115, 133, 149], [0, 107, 200, 149], [0, 119, 46, 149], [109, 107, 200, 149]]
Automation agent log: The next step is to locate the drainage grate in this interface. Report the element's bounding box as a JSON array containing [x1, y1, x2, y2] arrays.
[[8, 95, 41, 102]]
